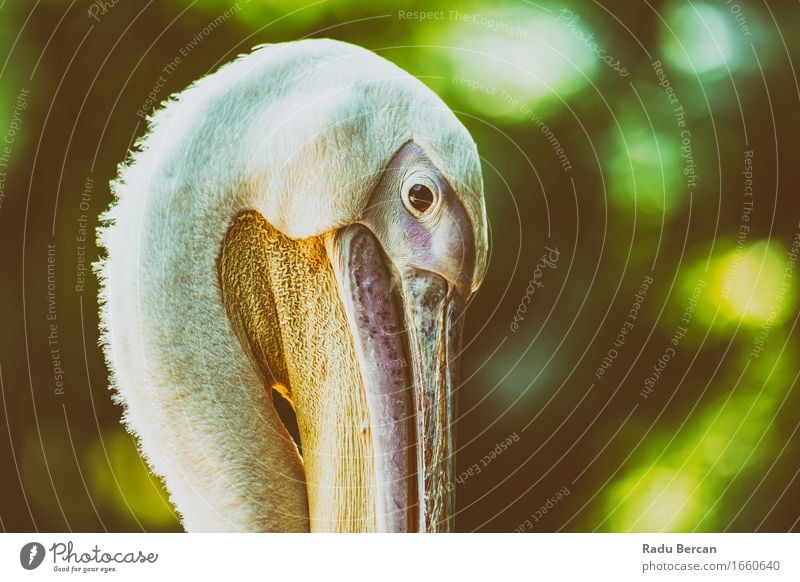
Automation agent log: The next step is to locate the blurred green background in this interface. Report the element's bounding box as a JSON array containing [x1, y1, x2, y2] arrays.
[[1, 0, 799, 532]]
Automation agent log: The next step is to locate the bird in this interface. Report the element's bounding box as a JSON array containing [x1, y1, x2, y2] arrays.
[[96, 39, 488, 533]]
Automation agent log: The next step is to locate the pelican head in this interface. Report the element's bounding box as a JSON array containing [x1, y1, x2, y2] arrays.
[[97, 39, 488, 532]]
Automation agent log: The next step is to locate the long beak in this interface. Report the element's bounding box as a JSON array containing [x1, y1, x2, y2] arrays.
[[332, 225, 463, 532]]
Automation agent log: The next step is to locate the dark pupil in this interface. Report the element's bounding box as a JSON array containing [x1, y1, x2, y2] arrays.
[[409, 184, 434, 213]]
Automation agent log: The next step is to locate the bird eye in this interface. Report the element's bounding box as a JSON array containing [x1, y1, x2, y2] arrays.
[[401, 173, 439, 219], [409, 184, 434, 213]]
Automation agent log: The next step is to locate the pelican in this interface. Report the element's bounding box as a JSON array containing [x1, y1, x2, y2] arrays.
[[97, 39, 488, 532]]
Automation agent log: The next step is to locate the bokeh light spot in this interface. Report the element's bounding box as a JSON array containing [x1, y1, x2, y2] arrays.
[[607, 465, 705, 532], [441, 8, 598, 121], [607, 127, 683, 216], [710, 240, 793, 327], [661, 2, 741, 77]]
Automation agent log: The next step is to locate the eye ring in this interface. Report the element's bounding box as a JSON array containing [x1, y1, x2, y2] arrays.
[[401, 172, 440, 219]]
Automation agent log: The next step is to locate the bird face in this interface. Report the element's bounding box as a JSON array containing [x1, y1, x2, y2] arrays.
[[357, 141, 477, 299]]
